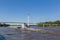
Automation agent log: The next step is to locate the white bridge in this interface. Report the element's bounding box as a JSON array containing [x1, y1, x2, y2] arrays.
[[0, 22, 36, 28]]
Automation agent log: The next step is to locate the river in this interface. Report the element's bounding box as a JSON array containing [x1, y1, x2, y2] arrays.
[[0, 26, 60, 40]]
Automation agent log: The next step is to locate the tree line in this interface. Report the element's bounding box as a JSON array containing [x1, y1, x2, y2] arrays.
[[37, 20, 60, 27], [0, 23, 10, 27]]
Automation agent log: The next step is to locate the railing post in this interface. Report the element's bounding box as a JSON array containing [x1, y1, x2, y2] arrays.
[[43, 24, 44, 28]]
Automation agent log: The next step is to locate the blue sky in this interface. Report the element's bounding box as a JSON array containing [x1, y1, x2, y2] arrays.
[[0, 0, 60, 23]]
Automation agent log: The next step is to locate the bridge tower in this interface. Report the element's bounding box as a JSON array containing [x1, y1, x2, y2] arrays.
[[21, 16, 30, 28]]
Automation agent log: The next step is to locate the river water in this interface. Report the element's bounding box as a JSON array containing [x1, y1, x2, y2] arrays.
[[0, 26, 60, 40]]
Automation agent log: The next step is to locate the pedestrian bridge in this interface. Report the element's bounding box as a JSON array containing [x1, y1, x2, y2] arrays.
[[0, 22, 36, 28]]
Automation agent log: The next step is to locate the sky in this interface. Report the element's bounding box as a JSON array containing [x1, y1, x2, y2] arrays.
[[0, 0, 60, 23]]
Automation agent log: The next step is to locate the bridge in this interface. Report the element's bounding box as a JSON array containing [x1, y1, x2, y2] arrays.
[[0, 22, 36, 25], [0, 22, 36, 28]]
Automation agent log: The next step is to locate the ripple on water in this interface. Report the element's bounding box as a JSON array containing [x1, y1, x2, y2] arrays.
[[0, 35, 6, 40], [0, 27, 60, 40]]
